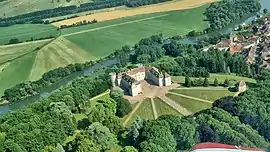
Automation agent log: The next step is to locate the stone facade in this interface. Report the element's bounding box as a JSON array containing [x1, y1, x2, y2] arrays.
[[110, 66, 172, 96], [236, 80, 247, 92]]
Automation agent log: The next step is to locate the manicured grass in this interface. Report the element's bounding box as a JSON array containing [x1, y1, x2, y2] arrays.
[[130, 98, 154, 122], [0, 24, 58, 45], [0, 51, 38, 96], [172, 73, 256, 86], [169, 89, 235, 101], [166, 93, 212, 113], [154, 97, 182, 117], [64, 5, 208, 58]]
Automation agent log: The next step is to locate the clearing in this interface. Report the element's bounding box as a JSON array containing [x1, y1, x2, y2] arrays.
[[0, 24, 58, 45], [169, 88, 235, 101], [166, 93, 212, 113], [0, 0, 90, 17], [53, 0, 215, 27]]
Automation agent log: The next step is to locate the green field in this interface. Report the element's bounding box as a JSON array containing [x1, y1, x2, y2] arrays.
[[130, 98, 154, 123], [0, 51, 38, 96], [154, 97, 182, 117], [169, 89, 235, 101], [64, 5, 208, 58], [166, 93, 212, 113], [0, 0, 90, 17], [0, 24, 58, 45], [172, 73, 256, 86]]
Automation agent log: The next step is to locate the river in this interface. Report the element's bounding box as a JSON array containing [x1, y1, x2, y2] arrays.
[[0, 0, 269, 115]]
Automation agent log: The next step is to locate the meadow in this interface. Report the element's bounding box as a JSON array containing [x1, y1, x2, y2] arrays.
[[0, 24, 58, 45], [129, 98, 154, 123]]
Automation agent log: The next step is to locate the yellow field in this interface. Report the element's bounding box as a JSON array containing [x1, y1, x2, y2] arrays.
[[52, 0, 216, 27], [28, 37, 95, 80]]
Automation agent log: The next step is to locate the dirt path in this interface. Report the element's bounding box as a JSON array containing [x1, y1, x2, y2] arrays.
[[123, 100, 144, 126], [175, 87, 228, 90], [63, 14, 168, 37], [233, 92, 241, 97], [0, 39, 53, 48], [150, 98, 158, 119], [168, 92, 213, 104], [53, 0, 216, 27], [158, 95, 192, 116]]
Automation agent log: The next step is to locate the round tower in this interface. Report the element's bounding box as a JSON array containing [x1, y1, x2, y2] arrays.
[[109, 72, 117, 87]]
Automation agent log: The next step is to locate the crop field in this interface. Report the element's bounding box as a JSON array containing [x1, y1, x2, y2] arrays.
[[0, 0, 90, 17], [29, 37, 94, 80], [169, 89, 235, 101], [0, 39, 50, 64], [64, 5, 209, 58], [54, 0, 215, 27], [154, 97, 182, 116], [0, 24, 58, 45], [0, 52, 38, 96], [166, 93, 212, 113], [172, 73, 256, 85]]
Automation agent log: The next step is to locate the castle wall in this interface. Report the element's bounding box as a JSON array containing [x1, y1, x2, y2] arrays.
[[164, 77, 171, 86], [129, 72, 145, 82], [131, 84, 142, 96], [146, 71, 162, 86]]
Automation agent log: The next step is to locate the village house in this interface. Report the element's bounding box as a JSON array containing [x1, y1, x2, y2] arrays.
[[110, 66, 171, 96], [236, 80, 247, 92]]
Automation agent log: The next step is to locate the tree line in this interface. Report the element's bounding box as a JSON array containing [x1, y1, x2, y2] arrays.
[[0, 0, 171, 26], [204, 0, 261, 30]]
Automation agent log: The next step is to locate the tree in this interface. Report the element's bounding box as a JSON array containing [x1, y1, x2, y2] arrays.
[[76, 137, 100, 152], [184, 77, 191, 87], [139, 142, 164, 152], [203, 78, 209, 87], [9, 38, 20, 44], [198, 123, 220, 143], [116, 98, 132, 117], [121, 146, 138, 152], [54, 144, 65, 152], [85, 122, 117, 151], [214, 78, 219, 86], [263, 9, 268, 14], [223, 79, 230, 87]]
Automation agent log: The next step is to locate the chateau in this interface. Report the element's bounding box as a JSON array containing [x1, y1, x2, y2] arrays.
[[110, 66, 171, 96]]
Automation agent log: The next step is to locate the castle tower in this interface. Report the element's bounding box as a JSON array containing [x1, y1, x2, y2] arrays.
[[109, 72, 116, 87]]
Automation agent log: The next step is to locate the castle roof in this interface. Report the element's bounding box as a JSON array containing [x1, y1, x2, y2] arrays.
[[126, 66, 145, 76]]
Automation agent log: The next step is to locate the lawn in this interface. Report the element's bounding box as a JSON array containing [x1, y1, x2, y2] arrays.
[[0, 24, 58, 45], [64, 5, 208, 58], [154, 97, 182, 117], [169, 89, 235, 101], [129, 98, 154, 123], [166, 93, 212, 113], [172, 73, 256, 86], [0, 51, 38, 96]]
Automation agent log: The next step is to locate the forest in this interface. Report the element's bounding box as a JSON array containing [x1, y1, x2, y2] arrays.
[[205, 0, 261, 30], [0, 0, 171, 26]]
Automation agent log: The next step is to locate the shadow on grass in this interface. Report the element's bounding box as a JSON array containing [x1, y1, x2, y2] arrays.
[[77, 118, 90, 130]]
